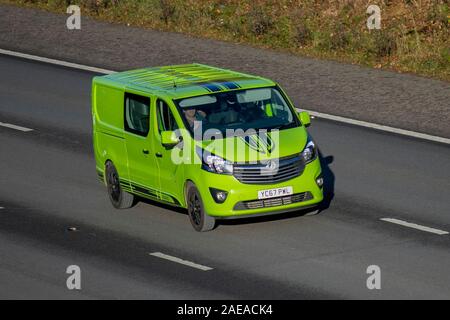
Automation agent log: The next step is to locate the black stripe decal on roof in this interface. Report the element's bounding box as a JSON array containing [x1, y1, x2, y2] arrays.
[[220, 81, 240, 90], [200, 83, 222, 92]]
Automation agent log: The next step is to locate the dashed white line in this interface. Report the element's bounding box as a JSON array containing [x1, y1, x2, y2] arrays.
[[381, 218, 449, 235], [0, 122, 33, 132], [0, 207, 4, 210], [149, 252, 213, 271], [1, 48, 449, 145]]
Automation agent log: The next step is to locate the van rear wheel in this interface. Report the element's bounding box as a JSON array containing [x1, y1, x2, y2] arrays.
[[105, 161, 135, 209], [186, 183, 215, 232]]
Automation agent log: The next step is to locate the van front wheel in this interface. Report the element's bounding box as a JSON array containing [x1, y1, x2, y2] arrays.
[[186, 183, 215, 232], [105, 161, 135, 209]]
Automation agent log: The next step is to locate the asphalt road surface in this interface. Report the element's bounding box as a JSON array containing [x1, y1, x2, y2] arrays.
[[1, 54, 450, 299]]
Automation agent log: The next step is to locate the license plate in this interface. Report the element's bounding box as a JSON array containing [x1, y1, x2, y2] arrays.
[[258, 186, 293, 200]]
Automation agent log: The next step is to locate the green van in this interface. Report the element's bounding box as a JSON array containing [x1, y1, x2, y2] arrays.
[[92, 64, 324, 231]]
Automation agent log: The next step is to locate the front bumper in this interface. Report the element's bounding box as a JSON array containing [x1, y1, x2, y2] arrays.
[[191, 157, 323, 218]]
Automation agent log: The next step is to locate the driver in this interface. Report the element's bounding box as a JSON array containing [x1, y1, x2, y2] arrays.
[[184, 108, 207, 131]]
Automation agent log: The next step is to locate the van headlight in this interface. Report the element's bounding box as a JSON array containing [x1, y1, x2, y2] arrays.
[[197, 148, 233, 174], [301, 139, 317, 164]]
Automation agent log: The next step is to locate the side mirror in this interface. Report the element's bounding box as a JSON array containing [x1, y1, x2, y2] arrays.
[[298, 111, 311, 127], [161, 131, 179, 148]]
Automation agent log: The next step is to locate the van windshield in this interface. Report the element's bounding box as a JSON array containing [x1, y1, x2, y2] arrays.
[[175, 87, 299, 139]]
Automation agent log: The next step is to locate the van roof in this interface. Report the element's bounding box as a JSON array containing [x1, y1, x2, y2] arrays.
[[97, 63, 276, 99]]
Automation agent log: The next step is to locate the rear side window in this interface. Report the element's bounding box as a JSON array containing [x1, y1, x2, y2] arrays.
[[156, 99, 178, 133], [95, 84, 123, 129], [124, 93, 150, 137]]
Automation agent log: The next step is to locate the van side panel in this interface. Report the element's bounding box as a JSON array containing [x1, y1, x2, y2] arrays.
[[92, 79, 129, 184]]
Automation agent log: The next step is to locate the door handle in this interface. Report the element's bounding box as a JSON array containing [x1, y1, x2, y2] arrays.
[[155, 152, 162, 158], [142, 149, 149, 155]]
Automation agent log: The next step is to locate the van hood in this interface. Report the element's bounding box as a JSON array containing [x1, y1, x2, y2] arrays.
[[197, 126, 308, 162]]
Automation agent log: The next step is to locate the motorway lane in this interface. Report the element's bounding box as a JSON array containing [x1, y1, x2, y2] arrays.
[[1, 55, 450, 299]]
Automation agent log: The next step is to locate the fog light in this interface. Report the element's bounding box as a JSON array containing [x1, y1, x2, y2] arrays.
[[209, 188, 228, 204], [316, 176, 324, 188]]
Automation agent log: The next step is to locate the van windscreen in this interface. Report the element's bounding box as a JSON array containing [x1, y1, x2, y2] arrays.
[[175, 87, 299, 139]]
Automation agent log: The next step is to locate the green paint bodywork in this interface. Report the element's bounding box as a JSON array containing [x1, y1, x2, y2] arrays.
[[92, 64, 323, 217]]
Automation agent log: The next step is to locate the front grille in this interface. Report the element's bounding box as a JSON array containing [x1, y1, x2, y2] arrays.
[[233, 155, 305, 185], [234, 192, 313, 211]]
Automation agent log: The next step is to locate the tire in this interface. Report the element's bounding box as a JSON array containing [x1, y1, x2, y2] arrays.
[[186, 182, 215, 232], [105, 161, 135, 209]]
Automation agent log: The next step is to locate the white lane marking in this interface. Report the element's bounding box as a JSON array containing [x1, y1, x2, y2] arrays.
[[1, 48, 449, 145], [381, 218, 449, 235], [149, 252, 213, 271], [304, 110, 450, 145], [0, 122, 34, 132], [0, 207, 4, 210], [0, 49, 115, 75]]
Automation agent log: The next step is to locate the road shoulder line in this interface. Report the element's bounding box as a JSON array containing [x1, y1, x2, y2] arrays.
[[0, 48, 114, 75], [1, 48, 449, 145], [305, 110, 450, 145]]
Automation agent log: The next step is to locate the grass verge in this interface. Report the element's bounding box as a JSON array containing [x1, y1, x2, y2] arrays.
[[3, 0, 449, 81]]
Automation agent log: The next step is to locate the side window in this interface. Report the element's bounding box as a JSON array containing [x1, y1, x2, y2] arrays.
[[124, 93, 150, 137], [156, 99, 179, 133]]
